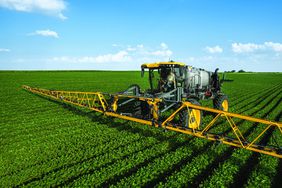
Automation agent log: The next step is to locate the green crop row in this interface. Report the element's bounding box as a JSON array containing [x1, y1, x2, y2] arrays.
[[154, 83, 282, 187], [0, 71, 281, 187]]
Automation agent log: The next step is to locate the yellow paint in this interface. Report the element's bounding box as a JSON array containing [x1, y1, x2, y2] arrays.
[[222, 99, 229, 111], [141, 62, 185, 68], [147, 100, 159, 120], [111, 96, 118, 112], [188, 108, 201, 129]]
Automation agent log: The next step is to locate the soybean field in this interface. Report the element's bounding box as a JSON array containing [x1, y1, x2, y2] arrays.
[[0, 71, 282, 187]]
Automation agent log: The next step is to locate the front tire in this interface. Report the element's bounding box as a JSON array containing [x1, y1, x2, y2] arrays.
[[213, 94, 229, 111], [180, 99, 202, 129]]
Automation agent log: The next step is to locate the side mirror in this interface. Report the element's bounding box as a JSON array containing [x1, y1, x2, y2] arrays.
[[141, 68, 144, 77]]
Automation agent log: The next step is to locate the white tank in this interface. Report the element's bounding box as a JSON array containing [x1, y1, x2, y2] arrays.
[[186, 66, 211, 90]]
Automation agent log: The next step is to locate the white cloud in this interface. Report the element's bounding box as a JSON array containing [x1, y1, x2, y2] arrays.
[[58, 12, 67, 20], [149, 49, 173, 57], [186, 56, 215, 63], [0, 0, 67, 20], [126, 46, 136, 51], [231, 42, 282, 53], [148, 43, 172, 56], [264, 42, 282, 52], [111, 43, 173, 58], [51, 51, 132, 63], [136, 44, 144, 49], [29, 29, 59, 38], [160, 42, 168, 49], [94, 51, 131, 63], [49, 43, 173, 64], [126, 47, 136, 51], [135, 43, 173, 58], [0, 48, 10, 52], [205, 45, 223, 53], [232, 43, 264, 53]]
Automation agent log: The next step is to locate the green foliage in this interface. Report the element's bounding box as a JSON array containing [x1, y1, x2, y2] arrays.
[[238, 69, 246, 73], [0, 71, 281, 187]]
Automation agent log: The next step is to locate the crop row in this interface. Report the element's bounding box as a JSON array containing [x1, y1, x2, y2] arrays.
[[155, 85, 281, 187], [1, 71, 281, 187], [99, 83, 281, 187], [198, 90, 282, 187]]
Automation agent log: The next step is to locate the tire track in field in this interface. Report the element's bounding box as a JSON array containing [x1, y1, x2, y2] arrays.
[[181, 88, 282, 187], [193, 92, 282, 187]]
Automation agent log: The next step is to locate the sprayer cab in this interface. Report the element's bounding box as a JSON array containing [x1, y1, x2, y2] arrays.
[[141, 61, 223, 101], [141, 62, 185, 93]]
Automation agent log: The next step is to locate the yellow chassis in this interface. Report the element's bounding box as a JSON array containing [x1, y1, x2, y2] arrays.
[[22, 85, 282, 158]]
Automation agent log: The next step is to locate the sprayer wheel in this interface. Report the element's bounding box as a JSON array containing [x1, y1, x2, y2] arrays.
[[180, 98, 202, 129], [213, 94, 229, 111]]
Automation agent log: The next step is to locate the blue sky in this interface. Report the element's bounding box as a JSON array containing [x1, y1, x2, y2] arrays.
[[0, 0, 282, 71]]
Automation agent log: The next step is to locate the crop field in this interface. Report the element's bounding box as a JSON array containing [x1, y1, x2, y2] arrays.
[[0, 71, 282, 187]]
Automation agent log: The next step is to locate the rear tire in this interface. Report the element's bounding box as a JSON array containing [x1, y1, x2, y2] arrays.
[[213, 94, 229, 111], [180, 99, 202, 129]]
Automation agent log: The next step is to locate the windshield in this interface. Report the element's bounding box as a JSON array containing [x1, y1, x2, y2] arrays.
[[149, 67, 172, 91], [147, 66, 182, 92], [149, 69, 161, 91]]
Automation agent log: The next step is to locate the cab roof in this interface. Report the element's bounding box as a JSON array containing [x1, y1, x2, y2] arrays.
[[141, 62, 185, 68]]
